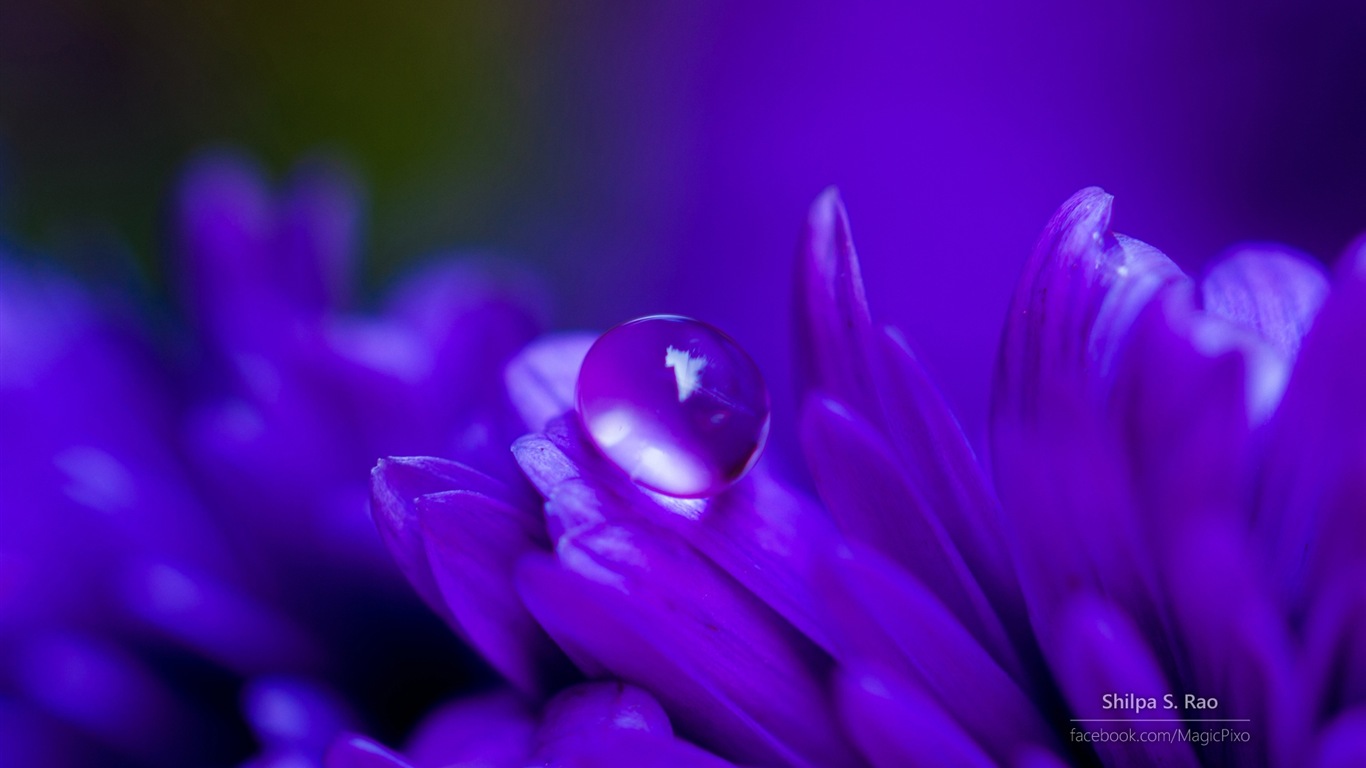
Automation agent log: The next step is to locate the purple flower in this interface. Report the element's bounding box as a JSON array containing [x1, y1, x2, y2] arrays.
[[1, 150, 550, 766], [366, 188, 1364, 766]]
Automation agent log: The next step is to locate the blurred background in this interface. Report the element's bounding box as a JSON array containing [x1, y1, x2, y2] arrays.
[[2, 1, 1364, 765], [4, 0, 1365, 441]]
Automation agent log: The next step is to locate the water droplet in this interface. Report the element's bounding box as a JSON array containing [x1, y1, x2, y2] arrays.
[[577, 315, 770, 498]]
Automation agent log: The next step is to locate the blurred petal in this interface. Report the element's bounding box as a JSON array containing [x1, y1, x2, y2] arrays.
[[516, 492, 858, 768], [544, 731, 739, 768], [1201, 243, 1330, 360], [275, 156, 363, 313], [1162, 521, 1307, 766], [1305, 566, 1366, 715], [402, 690, 533, 768], [504, 332, 596, 433], [818, 545, 1046, 760], [1049, 596, 1198, 768], [417, 489, 563, 693], [534, 682, 671, 756], [1257, 239, 1366, 607], [834, 664, 994, 768], [1312, 708, 1366, 768], [801, 394, 1012, 666], [243, 677, 354, 757], [793, 187, 877, 416], [324, 735, 414, 768]]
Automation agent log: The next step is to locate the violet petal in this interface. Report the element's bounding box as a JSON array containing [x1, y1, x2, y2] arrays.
[[503, 332, 597, 433], [800, 394, 1012, 668], [793, 187, 878, 417], [401, 690, 534, 768], [534, 681, 672, 756], [1049, 596, 1198, 768], [275, 156, 363, 314], [1312, 708, 1366, 768], [1305, 566, 1366, 716], [834, 664, 994, 768], [516, 518, 858, 768], [242, 677, 354, 758], [1201, 243, 1330, 360], [324, 735, 414, 768], [818, 545, 1045, 760], [417, 489, 561, 693]]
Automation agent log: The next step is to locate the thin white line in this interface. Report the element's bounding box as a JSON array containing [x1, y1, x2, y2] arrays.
[[1070, 719, 1252, 723]]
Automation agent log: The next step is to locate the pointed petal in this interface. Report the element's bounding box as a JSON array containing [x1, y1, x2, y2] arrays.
[[793, 187, 877, 416], [369, 456, 521, 618], [1312, 708, 1366, 768], [1049, 596, 1199, 768], [835, 664, 995, 768], [417, 489, 562, 693], [818, 545, 1046, 761], [535, 682, 672, 757], [1257, 239, 1366, 606], [402, 691, 534, 768], [324, 735, 414, 768], [275, 156, 363, 313], [872, 324, 1024, 629], [800, 394, 1013, 667], [503, 332, 596, 433], [516, 495, 858, 768]]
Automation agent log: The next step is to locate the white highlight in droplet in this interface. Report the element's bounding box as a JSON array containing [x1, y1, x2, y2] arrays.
[[665, 346, 707, 402]]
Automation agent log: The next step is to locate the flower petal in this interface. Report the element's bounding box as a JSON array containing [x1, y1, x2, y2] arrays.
[[369, 456, 522, 618], [402, 691, 534, 768], [516, 495, 858, 768], [872, 324, 1024, 630], [242, 677, 354, 757], [1305, 566, 1366, 716], [793, 187, 877, 416], [275, 156, 363, 314], [417, 489, 563, 693], [1201, 243, 1330, 360], [818, 545, 1046, 760], [544, 731, 739, 768], [503, 332, 597, 433], [1257, 239, 1366, 607], [800, 394, 1013, 668], [834, 664, 995, 768], [1049, 596, 1199, 768], [534, 682, 672, 757]]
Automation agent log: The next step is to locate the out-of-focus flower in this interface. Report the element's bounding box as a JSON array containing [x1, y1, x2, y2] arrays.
[[1, 149, 548, 766], [366, 188, 1364, 766]]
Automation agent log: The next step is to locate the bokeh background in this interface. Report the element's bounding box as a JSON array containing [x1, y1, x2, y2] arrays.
[[2, 1, 1364, 764], [5, 1, 1366, 443]]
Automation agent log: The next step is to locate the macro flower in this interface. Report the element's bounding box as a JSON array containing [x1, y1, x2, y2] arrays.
[[0, 150, 549, 767], [362, 188, 1364, 766]]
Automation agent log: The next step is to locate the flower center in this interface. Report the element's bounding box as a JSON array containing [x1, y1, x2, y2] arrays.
[[576, 315, 770, 498]]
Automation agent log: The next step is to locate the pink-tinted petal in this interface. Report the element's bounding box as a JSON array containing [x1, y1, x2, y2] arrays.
[[417, 489, 563, 693], [835, 664, 994, 768], [793, 187, 877, 416], [818, 545, 1046, 761], [534, 682, 672, 758], [801, 394, 1013, 667], [516, 501, 858, 768], [324, 735, 414, 768], [504, 332, 597, 433], [1312, 708, 1366, 768], [1257, 239, 1366, 608], [402, 691, 534, 768], [1201, 243, 1330, 360], [1049, 596, 1198, 768]]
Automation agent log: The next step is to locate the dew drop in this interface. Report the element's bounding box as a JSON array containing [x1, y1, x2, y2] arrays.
[[576, 315, 770, 498]]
